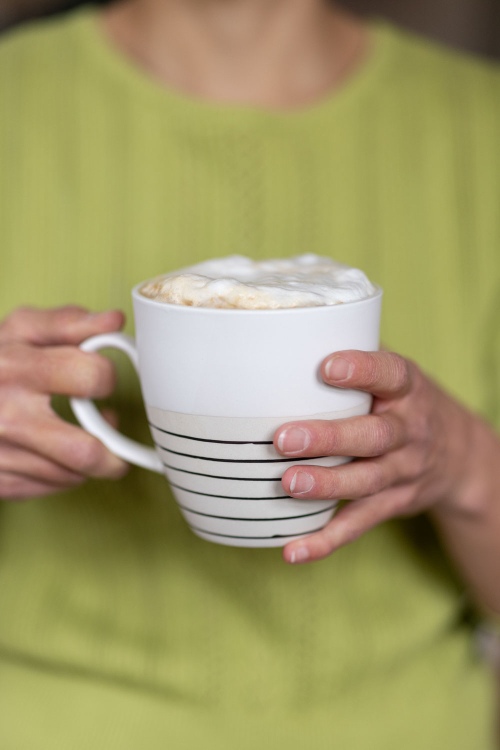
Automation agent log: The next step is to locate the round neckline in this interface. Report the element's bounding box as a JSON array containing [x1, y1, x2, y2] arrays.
[[75, 4, 396, 131]]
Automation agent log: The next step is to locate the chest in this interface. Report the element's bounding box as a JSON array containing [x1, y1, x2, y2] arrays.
[[1, 122, 497, 414]]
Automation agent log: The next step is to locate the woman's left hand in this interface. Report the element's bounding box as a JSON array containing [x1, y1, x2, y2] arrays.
[[274, 350, 475, 564]]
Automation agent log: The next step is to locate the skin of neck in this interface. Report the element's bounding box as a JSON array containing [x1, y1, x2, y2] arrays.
[[101, 0, 369, 108]]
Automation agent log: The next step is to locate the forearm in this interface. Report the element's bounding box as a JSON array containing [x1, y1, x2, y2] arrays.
[[431, 414, 500, 617]]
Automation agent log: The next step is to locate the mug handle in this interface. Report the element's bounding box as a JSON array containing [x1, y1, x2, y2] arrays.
[[69, 333, 164, 474]]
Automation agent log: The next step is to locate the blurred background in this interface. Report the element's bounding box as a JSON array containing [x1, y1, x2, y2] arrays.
[[0, 0, 499, 57]]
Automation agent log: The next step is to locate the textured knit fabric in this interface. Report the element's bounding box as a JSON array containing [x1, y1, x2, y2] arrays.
[[0, 6, 499, 748]]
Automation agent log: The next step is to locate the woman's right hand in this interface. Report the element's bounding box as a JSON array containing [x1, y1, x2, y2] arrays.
[[0, 306, 129, 500]]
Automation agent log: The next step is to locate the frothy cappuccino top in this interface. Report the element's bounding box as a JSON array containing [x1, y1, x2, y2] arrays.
[[140, 254, 376, 309]]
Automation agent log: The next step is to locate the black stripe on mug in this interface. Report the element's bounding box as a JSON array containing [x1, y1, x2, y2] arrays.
[[179, 505, 336, 522], [155, 443, 328, 464], [149, 422, 272, 446], [189, 524, 328, 540], [168, 481, 289, 500], [162, 463, 283, 481]]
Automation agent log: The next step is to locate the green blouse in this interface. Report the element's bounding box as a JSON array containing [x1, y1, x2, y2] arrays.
[[0, 6, 499, 747]]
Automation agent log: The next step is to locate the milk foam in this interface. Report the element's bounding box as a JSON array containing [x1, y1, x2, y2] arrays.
[[140, 254, 376, 309]]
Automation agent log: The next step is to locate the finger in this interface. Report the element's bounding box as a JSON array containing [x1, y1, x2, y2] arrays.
[[321, 350, 414, 400], [7, 415, 129, 480], [274, 413, 407, 458], [281, 457, 398, 501], [101, 407, 120, 429], [283, 486, 412, 563], [0, 345, 118, 398], [0, 306, 125, 346], [0, 471, 79, 501], [0, 442, 85, 487]]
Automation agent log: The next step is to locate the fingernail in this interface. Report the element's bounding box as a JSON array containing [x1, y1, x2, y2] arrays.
[[289, 471, 314, 495], [325, 357, 353, 382], [277, 426, 310, 454], [290, 546, 310, 564]]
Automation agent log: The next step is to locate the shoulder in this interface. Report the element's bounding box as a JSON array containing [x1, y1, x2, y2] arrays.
[[0, 6, 100, 144], [377, 22, 500, 120], [0, 5, 91, 53], [383, 22, 500, 84], [0, 6, 94, 90]]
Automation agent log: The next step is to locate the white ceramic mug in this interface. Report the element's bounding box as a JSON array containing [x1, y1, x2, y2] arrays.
[[71, 283, 382, 548]]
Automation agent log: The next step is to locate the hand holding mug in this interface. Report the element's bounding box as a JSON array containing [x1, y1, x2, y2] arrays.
[[276, 349, 476, 563], [0, 306, 128, 500]]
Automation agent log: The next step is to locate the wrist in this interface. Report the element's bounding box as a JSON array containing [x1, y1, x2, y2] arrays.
[[433, 410, 499, 521]]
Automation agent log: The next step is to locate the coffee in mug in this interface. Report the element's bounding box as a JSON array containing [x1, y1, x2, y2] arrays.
[[139, 254, 376, 309]]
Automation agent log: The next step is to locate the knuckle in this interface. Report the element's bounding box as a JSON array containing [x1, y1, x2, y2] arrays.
[[410, 415, 430, 446], [326, 517, 362, 549], [0, 306, 91, 348], [392, 486, 418, 516], [313, 529, 338, 558], [76, 353, 116, 399], [307, 467, 335, 499], [391, 354, 413, 391], [95, 356, 117, 395], [365, 461, 386, 495], [108, 460, 129, 480], [322, 425, 342, 456], [364, 352, 382, 386], [31, 348, 57, 390], [0, 342, 27, 384], [0, 474, 26, 500], [0, 395, 23, 440], [55, 305, 88, 320], [51, 306, 91, 338], [55, 472, 87, 490], [416, 451, 433, 480], [338, 522, 363, 547], [402, 445, 428, 482], [70, 435, 106, 474], [371, 417, 395, 454], [315, 539, 336, 559], [41, 461, 86, 487], [0, 307, 36, 339]]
